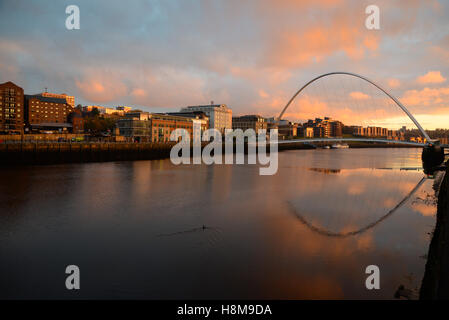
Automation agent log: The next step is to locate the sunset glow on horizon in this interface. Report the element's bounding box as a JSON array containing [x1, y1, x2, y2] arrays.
[[1, 0, 448, 129]]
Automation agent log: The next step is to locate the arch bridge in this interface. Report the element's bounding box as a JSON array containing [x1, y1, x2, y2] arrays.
[[274, 72, 447, 168]]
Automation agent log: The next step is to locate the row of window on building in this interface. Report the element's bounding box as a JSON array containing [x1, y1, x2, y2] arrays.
[[0, 81, 80, 134]]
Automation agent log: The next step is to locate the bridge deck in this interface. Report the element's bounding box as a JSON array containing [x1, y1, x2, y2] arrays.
[[275, 138, 426, 147]]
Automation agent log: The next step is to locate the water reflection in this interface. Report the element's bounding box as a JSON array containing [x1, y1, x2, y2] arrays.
[[288, 176, 426, 238], [309, 168, 341, 174], [0, 148, 438, 299]]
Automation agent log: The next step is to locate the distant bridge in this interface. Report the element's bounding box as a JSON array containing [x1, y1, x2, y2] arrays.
[[277, 71, 440, 146], [276, 137, 427, 147]]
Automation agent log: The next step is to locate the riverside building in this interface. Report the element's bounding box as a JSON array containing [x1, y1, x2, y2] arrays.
[[116, 112, 207, 142], [0, 81, 24, 134], [40, 92, 75, 108], [180, 103, 232, 134], [303, 117, 343, 138], [24, 94, 75, 133], [232, 115, 267, 134]]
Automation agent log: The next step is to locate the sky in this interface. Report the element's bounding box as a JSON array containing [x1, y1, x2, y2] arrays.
[[1, 0, 449, 129]]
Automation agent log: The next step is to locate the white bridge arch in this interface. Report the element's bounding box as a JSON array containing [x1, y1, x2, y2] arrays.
[[277, 71, 432, 143]]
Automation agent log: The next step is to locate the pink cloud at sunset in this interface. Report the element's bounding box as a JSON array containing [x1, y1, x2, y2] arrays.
[[416, 71, 447, 84], [401, 86, 449, 107], [266, 25, 379, 69], [349, 91, 370, 100], [258, 89, 269, 99], [75, 73, 128, 103], [280, 95, 329, 121], [387, 78, 401, 88]]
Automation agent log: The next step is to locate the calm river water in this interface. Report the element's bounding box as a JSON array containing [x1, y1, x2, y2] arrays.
[[0, 148, 437, 299]]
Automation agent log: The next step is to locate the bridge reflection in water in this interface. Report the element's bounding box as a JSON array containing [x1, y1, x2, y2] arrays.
[[288, 175, 427, 238]]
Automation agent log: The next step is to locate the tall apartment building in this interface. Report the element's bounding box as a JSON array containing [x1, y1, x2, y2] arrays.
[[25, 94, 74, 132], [303, 117, 342, 138], [232, 115, 267, 134], [0, 81, 24, 134], [304, 127, 314, 138], [354, 126, 400, 139], [180, 104, 232, 134], [40, 92, 75, 108], [330, 120, 343, 137]]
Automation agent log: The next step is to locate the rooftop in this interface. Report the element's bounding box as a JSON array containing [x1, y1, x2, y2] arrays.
[[25, 94, 68, 104]]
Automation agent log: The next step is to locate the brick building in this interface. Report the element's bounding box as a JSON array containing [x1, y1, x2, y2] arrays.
[[25, 94, 74, 132], [117, 112, 203, 142], [68, 110, 84, 133], [150, 113, 194, 142], [303, 117, 343, 138], [40, 92, 75, 108], [0, 81, 25, 134]]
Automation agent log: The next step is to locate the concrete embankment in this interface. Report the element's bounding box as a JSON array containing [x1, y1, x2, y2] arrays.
[[0, 140, 416, 166], [0, 143, 175, 165], [420, 161, 449, 299], [0, 141, 317, 166]]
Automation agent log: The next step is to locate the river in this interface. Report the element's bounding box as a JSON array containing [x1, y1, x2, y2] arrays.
[[0, 148, 437, 299]]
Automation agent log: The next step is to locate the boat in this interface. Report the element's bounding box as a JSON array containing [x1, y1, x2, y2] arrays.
[[331, 143, 349, 149]]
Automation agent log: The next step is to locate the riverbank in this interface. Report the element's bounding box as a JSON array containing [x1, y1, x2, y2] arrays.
[[420, 161, 449, 299], [0, 142, 174, 165], [0, 141, 316, 165], [0, 141, 419, 166]]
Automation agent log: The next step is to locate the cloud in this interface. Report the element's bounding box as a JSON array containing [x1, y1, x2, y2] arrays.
[[349, 91, 370, 100], [130, 88, 148, 104], [0, 0, 448, 122], [258, 89, 269, 98], [281, 95, 329, 121], [265, 25, 380, 69], [75, 71, 129, 103], [401, 86, 449, 107], [387, 78, 401, 88], [417, 71, 446, 84]]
